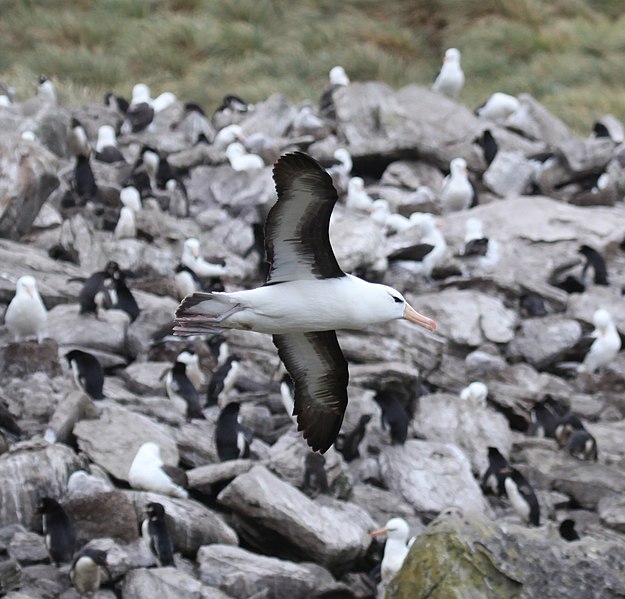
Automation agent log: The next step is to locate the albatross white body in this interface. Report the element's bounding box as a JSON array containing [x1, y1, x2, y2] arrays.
[[175, 152, 436, 452], [182, 275, 425, 334]]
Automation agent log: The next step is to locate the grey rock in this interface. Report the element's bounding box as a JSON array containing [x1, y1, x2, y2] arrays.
[[187, 460, 254, 489], [197, 544, 334, 599], [241, 94, 298, 139], [0, 441, 81, 528], [0, 137, 59, 240], [506, 93, 571, 146], [507, 316, 582, 369], [175, 418, 220, 468], [557, 137, 614, 175], [70, 104, 122, 141], [8, 531, 48, 564], [0, 339, 62, 378], [390, 508, 625, 599], [409, 289, 517, 346], [73, 405, 178, 481], [217, 465, 373, 568], [0, 558, 21, 595], [36, 107, 70, 157], [483, 150, 535, 196], [598, 495, 625, 534], [46, 390, 98, 445], [18, 562, 68, 598], [566, 287, 625, 335], [379, 441, 491, 516], [121, 361, 169, 395], [413, 392, 512, 474], [46, 303, 129, 356], [126, 491, 238, 557], [123, 567, 232, 599], [465, 348, 507, 377]]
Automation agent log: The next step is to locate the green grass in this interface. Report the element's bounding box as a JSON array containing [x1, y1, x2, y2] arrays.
[[1, 0, 624, 132]]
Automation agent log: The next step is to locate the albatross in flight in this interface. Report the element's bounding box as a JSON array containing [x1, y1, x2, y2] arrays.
[[174, 152, 436, 452]]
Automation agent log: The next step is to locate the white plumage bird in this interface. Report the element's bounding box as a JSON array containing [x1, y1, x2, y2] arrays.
[[441, 157, 474, 212], [345, 177, 374, 211], [476, 92, 520, 122], [369, 517, 412, 583], [181, 238, 227, 278], [4, 275, 47, 343], [580, 309, 621, 374], [114, 206, 137, 239], [432, 48, 464, 99], [460, 381, 488, 408], [226, 142, 265, 171], [128, 442, 188, 498]]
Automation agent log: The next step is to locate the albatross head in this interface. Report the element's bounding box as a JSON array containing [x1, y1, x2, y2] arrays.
[[369, 282, 436, 332], [16, 275, 39, 299], [369, 517, 411, 542]]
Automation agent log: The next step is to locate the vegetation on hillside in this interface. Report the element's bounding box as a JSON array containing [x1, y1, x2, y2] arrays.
[[1, 0, 624, 131]]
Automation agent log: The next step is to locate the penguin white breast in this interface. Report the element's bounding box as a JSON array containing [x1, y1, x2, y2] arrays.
[[505, 478, 530, 522]]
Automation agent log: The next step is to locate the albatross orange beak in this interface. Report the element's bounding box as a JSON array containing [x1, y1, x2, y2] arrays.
[[369, 527, 388, 538], [404, 303, 437, 332]]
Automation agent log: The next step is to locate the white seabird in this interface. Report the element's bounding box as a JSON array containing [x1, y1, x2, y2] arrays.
[[226, 142, 265, 171], [369, 517, 412, 582], [368, 199, 412, 233], [476, 92, 520, 122], [128, 442, 188, 498], [460, 381, 488, 408], [395, 212, 447, 278], [214, 124, 244, 151], [432, 48, 464, 99], [579, 308, 621, 374], [4, 275, 47, 343], [460, 217, 499, 271], [181, 238, 227, 278], [120, 186, 142, 212], [345, 176, 374, 211], [441, 157, 474, 212], [114, 206, 137, 239], [174, 152, 436, 452]]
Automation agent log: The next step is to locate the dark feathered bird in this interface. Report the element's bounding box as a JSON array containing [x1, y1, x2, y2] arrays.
[[373, 390, 409, 444], [72, 261, 120, 316], [111, 270, 141, 322], [565, 428, 598, 461], [528, 395, 567, 438], [480, 447, 509, 497], [579, 244, 608, 286], [65, 349, 105, 399], [142, 502, 175, 567], [303, 452, 329, 496], [34, 497, 75, 565], [206, 355, 240, 407], [166, 361, 204, 420], [104, 91, 129, 114], [502, 468, 540, 527], [520, 293, 548, 317], [74, 155, 97, 204], [334, 414, 372, 462], [215, 402, 252, 461], [559, 519, 580, 541], [474, 129, 498, 166]]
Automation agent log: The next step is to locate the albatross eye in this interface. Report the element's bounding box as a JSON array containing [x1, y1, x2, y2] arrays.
[[391, 296, 403, 304]]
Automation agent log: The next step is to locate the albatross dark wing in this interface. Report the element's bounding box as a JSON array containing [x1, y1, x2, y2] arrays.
[[266, 152, 344, 284], [273, 330, 348, 453]]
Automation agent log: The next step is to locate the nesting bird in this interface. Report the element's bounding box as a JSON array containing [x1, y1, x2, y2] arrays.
[[476, 92, 520, 122], [114, 206, 137, 239], [181, 238, 227, 278], [579, 308, 621, 374], [142, 502, 175, 567], [69, 547, 109, 598], [459, 381, 488, 408], [460, 217, 499, 272], [128, 442, 188, 498], [480, 447, 510, 497], [369, 517, 411, 583], [369, 199, 412, 233], [4, 275, 47, 343], [441, 158, 475, 212], [345, 177, 374, 211], [226, 142, 265, 171], [95, 125, 125, 163], [432, 48, 464, 99]]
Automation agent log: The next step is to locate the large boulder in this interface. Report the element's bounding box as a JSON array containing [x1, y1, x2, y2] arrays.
[[122, 567, 232, 599], [389, 509, 625, 599], [0, 137, 59, 240], [217, 465, 373, 569]]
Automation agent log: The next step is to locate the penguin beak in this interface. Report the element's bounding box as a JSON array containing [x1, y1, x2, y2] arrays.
[[369, 527, 388, 538]]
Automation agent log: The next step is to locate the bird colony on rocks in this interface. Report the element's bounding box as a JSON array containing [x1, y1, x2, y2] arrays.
[[1, 55, 625, 599]]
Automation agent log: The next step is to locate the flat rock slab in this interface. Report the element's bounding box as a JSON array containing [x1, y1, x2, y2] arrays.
[[197, 544, 335, 599], [0, 441, 81, 528], [187, 460, 254, 488], [379, 440, 490, 515], [73, 405, 178, 481], [122, 567, 232, 599], [217, 465, 373, 569]]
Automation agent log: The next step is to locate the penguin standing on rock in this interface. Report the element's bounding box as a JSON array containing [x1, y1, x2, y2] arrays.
[[206, 355, 241, 407], [480, 447, 509, 497], [334, 414, 372, 462], [501, 468, 540, 527], [303, 452, 329, 497], [73, 154, 98, 204], [69, 547, 109, 597], [142, 502, 175, 567], [65, 349, 104, 399], [215, 402, 252, 461], [72, 261, 120, 316], [373, 390, 409, 445], [34, 497, 76, 565], [4, 275, 47, 343], [165, 360, 205, 420]]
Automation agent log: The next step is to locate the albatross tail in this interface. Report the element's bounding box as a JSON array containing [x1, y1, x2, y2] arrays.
[[173, 292, 242, 336]]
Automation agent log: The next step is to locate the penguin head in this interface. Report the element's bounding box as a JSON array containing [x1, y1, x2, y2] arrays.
[[34, 496, 64, 516], [146, 501, 166, 519]]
